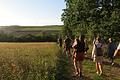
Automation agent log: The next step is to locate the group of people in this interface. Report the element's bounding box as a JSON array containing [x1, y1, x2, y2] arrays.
[[58, 35, 120, 78]]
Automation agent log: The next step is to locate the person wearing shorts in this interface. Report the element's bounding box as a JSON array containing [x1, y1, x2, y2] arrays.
[[72, 35, 85, 77], [92, 36, 103, 76]]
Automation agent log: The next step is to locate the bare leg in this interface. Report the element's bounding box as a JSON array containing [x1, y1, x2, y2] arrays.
[[73, 59, 79, 75], [68, 49, 71, 57], [98, 62, 103, 76], [111, 58, 114, 65], [63, 48, 66, 55], [96, 62, 100, 74], [79, 61, 83, 77], [64, 50, 68, 56]]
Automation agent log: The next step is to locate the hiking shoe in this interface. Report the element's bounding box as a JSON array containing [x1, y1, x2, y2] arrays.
[[99, 71, 102, 76], [74, 72, 79, 76], [96, 71, 99, 75]]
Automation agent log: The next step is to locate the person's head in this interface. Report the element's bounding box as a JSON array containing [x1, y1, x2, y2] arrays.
[[66, 35, 69, 38], [76, 38, 80, 44], [80, 35, 85, 41], [96, 36, 101, 42], [108, 37, 112, 43]]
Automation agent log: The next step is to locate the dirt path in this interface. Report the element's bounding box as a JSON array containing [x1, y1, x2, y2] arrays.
[[56, 49, 120, 80], [71, 56, 120, 80]]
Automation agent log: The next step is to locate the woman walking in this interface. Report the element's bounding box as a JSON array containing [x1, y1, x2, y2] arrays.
[[92, 36, 103, 76], [72, 35, 86, 78]]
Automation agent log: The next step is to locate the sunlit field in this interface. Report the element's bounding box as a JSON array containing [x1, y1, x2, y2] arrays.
[[0, 42, 120, 80], [0, 42, 58, 80]]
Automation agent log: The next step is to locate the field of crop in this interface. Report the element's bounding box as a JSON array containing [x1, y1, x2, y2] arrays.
[[0, 42, 120, 80], [0, 42, 59, 80]]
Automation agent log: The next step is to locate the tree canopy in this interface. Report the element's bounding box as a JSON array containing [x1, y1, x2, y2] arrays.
[[62, 0, 120, 41]]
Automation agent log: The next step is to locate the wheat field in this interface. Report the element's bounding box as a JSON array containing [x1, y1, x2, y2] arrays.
[[0, 42, 58, 80]]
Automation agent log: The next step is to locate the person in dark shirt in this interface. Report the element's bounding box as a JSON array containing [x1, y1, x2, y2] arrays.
[[107, 38, 116, 65], [58, 36, 63, 48], [64, 36, 72, 57]]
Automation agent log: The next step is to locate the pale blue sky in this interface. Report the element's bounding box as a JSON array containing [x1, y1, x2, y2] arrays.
[[0, 0, 65, 26]]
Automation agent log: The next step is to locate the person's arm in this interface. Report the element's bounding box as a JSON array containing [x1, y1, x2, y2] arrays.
[[72, 41, 77, 48], [63, 40, 66, 48], [92, 44, 95, 58], [72, 41, 76, 58], [113, 49, 119, 57], [113, 43, 120, 57]]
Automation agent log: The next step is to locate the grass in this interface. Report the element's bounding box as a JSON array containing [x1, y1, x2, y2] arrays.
[[82, 59, 120, 80], [0, 42, 119, 80], [0, 42, 58, 80], [55, 49, 72, 80]]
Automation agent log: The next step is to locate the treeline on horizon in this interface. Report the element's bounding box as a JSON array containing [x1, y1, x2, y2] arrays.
[[0, 34, 58, 42], [0, 25, 62, 42]]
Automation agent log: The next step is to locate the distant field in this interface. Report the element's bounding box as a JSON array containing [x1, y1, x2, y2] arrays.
[[15, 25, 62, 31]]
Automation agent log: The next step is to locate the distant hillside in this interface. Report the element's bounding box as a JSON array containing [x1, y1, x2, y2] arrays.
[[0, 25, 63, 35], [0, 25, 63, 42]]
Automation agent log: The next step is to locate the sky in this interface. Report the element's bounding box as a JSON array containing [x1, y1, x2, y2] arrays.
[[0, 0, 66, 26]]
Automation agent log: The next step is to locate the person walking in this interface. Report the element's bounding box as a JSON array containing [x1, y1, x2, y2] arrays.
[[58, 36, 63, 48], [92, 36, 103, 76], [64, 36, 72, 57], [72, 35, 86, 78], [107, 38, 116, 65]]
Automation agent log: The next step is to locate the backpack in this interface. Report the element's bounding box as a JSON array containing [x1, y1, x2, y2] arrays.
[[75, 41, 85, 53], [95, 43, 103, 56], [65, 38, 71, 47]]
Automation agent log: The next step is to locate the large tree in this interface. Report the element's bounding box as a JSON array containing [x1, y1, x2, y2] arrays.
[[62, 0, 120, 41]]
